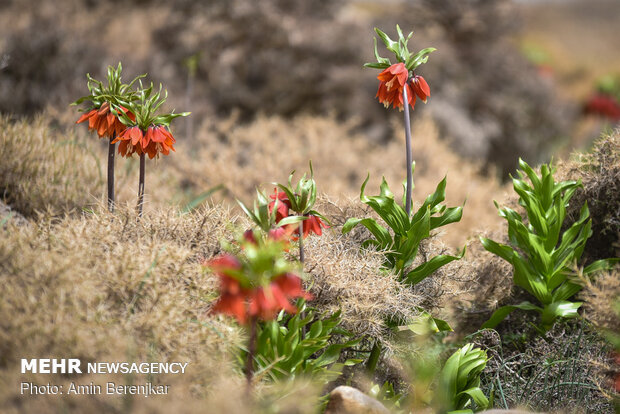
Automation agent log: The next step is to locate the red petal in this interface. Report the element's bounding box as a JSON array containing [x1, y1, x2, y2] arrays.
[[76, 111, 93, 124], [416, 76, 430, 98], [207, 254, 242, 271], [130, 127, 142, 146]]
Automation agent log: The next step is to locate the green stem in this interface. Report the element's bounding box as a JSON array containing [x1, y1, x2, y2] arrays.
[[366, 340, 382, 376], [403, 86, 413, 216]]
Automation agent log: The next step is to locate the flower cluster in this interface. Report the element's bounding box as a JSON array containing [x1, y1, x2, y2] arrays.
[[206, 237, 311, 324], [76, 102, 135, 138], [112, 83, 189, 159], [268, 189, 327, 239], [365, 26, 435, 111], [113, 125, 176, 159], [73, 63, 143, 139], [271, 163, 329, 239], [238, 163, 328, 248], [376, 63, 430, 110]]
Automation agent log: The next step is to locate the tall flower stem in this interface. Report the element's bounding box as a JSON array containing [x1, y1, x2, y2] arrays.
[[368, 85, 413, 378], [298, 220, 305, 264], [246, 315, 258, 392], [137, 153, 146, 218], [107, 133, 116, 212], [403, 86, 413, 216]]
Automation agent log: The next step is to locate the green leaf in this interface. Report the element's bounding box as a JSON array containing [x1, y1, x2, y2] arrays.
[[458, 387, 489, 409], [480, 237, 515, 263], [278, 215, 307, 227], [583, 258, 619, 275], [342, 218, 392, 249], [541, 301, 581, 328], [181, 184, 224, 213], [481, 302, 542, 329], [364, 62, 391, 69], [551, 281, 582, 302], [399, 311, 452, 335], [405, 47, 437, 71], [404, 246, 466, 285], [430, 206, 463, 230], [374, 27, 399, 54]]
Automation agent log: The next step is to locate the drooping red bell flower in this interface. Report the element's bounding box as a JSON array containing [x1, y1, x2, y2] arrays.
[[248, 274, 313, 320], [410, 75, 430, 104], [76, 101, 135, 138], [205, 243, 312, 324], [269, 190, 292, 222], [293, 214, 328, 240], [243, 226, 296, 245], [208, 255, 247, 322], [112, 125, 176, 159], [376, 63, 414, 110]]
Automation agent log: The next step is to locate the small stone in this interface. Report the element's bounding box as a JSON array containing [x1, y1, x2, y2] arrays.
[[325, 385, 390, 414], [0, 201, 28, 227]]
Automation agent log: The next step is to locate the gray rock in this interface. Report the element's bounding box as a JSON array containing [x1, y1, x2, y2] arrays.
[[325, 386, 390, 414], [0, 201, 28, 227]]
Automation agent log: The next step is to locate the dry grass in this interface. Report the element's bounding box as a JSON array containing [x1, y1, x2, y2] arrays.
[[1, 112, 616, 411], [581, 269, 620, 336], [1, 110, 504, 248], [0, 204, 247, 413], [556, 128, 620, 263], [0, 114, 187, 217], [173, 113, 505, 249], [0, 111, 508, 411]]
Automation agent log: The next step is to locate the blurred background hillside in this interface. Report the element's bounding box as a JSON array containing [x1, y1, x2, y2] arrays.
[[1, 3, 619, 411], [0, 0, 619, 244]]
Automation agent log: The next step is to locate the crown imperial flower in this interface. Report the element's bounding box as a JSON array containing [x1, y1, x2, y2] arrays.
[[73, 63, 143, 138], [376, 63, 414, 110], [76, 102, 135, 138], [206, 238, 311, 324], [365, 26, 435, 111], [111, 82, 189, 159]]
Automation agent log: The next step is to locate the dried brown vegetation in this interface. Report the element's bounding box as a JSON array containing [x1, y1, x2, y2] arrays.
[[1, 107, 617, 412], [556, 130, 620, 262]]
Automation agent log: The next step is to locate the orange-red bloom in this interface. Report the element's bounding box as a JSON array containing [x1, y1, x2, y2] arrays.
[[207, 254, 311, 324], [243, 227, 296, 245], [376, 63, 414, 110], [76, 102, 134, 138], [269, 190, 292, 222], [293, 214, 328, 240], [410, 75, 430, 104], [376, 64, 431, 111], [112, 125, 176, 159]]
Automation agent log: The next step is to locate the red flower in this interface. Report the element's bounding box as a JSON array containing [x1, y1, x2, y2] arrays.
[[248, 274, 313, 320], [410, 75, 430, 104], [243, 227, 296, 245], [585, 94, 620, 121], [112, 125, 176, 159], [208, 255, 247, 322], [376, 63, 414, 110], [207, 255, 311, 324], [269, 190, 292, 222], [76, 102, 134, 138], [293, 214, 328, 240]]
